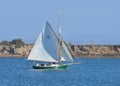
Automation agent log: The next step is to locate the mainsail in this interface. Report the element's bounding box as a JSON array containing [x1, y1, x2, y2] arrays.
[[28, 21, 73, 62]]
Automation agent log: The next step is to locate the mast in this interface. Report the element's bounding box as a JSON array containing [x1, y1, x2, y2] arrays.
[[58, 11, 62, 64]]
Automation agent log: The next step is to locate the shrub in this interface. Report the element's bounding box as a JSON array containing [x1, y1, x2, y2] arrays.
[[0, 40, 10, 45], [11, 38, 25, 48]]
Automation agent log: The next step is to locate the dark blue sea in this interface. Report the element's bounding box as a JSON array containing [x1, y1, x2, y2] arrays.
[[0, 57, 120, 86]]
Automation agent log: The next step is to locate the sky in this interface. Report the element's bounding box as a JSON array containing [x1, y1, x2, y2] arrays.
[[0, 0, 120, 44]]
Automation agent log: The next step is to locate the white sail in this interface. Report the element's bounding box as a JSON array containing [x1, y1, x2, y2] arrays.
[[28, 21, 73, 63], [61, 41, 73, 62], [42, 22, 59, 61], [27, 22, 58, 62]]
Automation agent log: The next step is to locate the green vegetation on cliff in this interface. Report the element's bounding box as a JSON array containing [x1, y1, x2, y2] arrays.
[[1, 40, 10, 45], [0, 38, 25, 48], [11, 39, 25, 48], [0, 39, 32, 57]]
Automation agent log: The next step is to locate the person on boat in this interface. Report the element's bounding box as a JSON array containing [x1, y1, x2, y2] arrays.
[[52, 62, 58, 64], [53, 62, 56, 64], [41, 64, 44, 66], [48, 63, 51, 65]]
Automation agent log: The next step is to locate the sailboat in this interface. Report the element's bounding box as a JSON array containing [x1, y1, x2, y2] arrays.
[[27, 21, 74, 69]]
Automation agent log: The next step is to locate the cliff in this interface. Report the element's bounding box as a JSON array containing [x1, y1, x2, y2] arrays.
[[0, 44, 120, 57], [0, 44, 33, 57], [70, 45, 120, 57]]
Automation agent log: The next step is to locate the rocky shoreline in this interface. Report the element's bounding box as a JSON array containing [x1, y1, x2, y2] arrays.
[[70, 45, 120, 57], [0, 44, 33, 58], [0, 44, 120, 58]]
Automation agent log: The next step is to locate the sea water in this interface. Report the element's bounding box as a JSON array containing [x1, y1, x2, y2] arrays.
[[0, 57, 120, 86]]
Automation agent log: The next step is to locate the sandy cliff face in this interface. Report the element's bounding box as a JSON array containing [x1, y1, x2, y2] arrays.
[[71, 45, 120, 57], [0, 44, 120, 57], [0, 44, 33, 57]]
